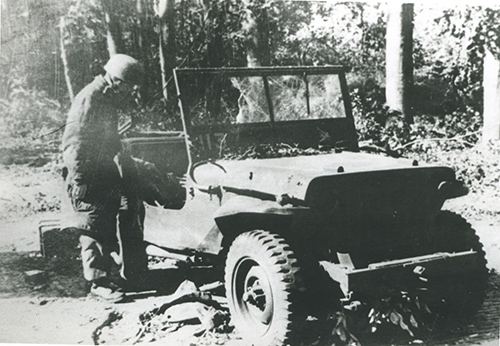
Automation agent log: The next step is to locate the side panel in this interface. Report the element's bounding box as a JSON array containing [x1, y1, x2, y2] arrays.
[[143, 190, 223, 254], [143, 193, 313, 255]]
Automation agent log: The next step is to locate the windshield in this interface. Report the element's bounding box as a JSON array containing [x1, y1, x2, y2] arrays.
[[180, 72, 346, 126], [175, 66, 356, 160], [233, 74, 346, 123]]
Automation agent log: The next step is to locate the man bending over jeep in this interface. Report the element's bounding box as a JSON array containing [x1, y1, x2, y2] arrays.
[[61, 54, 145, 302]]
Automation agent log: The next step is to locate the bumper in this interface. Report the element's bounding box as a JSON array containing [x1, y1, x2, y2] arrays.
[[321, 250, 479, 298]]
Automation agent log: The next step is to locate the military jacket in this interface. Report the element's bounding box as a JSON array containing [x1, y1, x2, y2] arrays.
[[62, 75, 122, 184]]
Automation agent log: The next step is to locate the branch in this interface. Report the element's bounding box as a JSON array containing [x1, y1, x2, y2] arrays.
[[59, 17, 74, 101], [394, 130, 481, 150]]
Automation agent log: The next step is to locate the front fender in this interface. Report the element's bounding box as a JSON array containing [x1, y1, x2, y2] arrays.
[[214, 196, 313, 241]]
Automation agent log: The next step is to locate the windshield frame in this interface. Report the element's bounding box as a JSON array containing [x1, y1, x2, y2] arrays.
[[173, 66, 357, 165], [174, 65, 353, 124]]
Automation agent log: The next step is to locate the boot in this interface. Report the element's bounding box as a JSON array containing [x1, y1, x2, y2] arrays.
[[90, 277, 126, 303]]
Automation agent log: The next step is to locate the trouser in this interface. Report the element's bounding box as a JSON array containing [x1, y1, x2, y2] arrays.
[[77, 197, 147, 282], [80, 232, 118, 281], [63, 153, 148, 282], [117, 193, 148, 281]]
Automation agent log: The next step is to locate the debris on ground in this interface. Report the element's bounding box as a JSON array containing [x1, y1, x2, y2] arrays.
[[95, 280, 232, 345], [92, 311, 123, 345]]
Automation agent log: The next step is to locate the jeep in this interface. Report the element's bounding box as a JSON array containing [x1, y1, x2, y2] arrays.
[[119, 66, 487, 345]]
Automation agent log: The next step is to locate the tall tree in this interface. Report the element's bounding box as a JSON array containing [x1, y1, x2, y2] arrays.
[[385, 2, 414, 124], [59, 17, 74, 101], [203, 0, 226, 118], [102, 0, 124, 56], [205, 0, 224, 68], [242, 0, 270, 67], [483, 49, 500, 142], [135, 0, 150, 100], [157, 0, 176, 101]]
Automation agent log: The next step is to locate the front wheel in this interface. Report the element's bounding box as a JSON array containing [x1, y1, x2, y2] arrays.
[[224, 230, 304, 346]]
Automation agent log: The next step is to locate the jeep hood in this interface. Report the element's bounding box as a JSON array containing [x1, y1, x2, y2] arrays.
[[218, 152, 455, 201]]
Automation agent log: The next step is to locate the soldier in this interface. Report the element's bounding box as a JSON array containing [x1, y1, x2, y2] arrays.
[[61, 54, 144, 303]]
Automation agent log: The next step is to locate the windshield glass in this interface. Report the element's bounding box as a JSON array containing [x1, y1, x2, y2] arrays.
[[181, 73, 346, 126], [176, 67, 354, 160]]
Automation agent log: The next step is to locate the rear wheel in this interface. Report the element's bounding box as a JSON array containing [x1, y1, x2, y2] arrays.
[[224, 230, 304, 346], [428, 211, 488, 316]]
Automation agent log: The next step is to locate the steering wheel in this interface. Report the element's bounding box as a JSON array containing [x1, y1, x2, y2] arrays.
[[189, 159, 227, 186]]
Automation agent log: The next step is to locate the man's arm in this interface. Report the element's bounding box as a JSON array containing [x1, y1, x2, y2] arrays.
[[131, 157, 186, 209]]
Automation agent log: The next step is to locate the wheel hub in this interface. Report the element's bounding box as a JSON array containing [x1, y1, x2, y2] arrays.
[[243, 278, 267, 310], [239, 265, 273, 326]]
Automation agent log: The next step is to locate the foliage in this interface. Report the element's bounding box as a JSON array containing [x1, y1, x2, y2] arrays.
[[276, 2, 386, 78], [415, 6, 483, 111], [0, 70, 65, 166], [351, 68, 482, 149], [3, 1, 499, 140], [222, 143, 334, 160], [326, 310, 360, 346], [415, 140, 500, 199], [62, 0, 109, 92], [414, 5, 500, 113], [366, 292, 432, 338], [0, 0, 69, 100], [0, 76, 64, 139]]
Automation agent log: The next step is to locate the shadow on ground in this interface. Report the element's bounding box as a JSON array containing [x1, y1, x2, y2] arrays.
[[0, 251, 88, 298], [0, 227, 223, 301]]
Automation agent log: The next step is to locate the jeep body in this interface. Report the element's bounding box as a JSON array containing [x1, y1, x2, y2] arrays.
[[124, 66, 466, 263], [122, 66, 486, 346]]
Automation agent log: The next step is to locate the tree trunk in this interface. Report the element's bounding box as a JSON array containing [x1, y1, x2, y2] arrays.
[[258, 7, 271, 66], [135, 0, 150, 100], [59, 17, 74, 101], [242, 0, 270, 67], [205, 1, 225, 118], [102, 0, 124, 56], [0, 0, 13, 99], [158, 0, 176, 101], [385, 2, 414, 124], [235, 0, 271, 123], [483, 49, 500, 142], [206, 3, 224, 68]]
